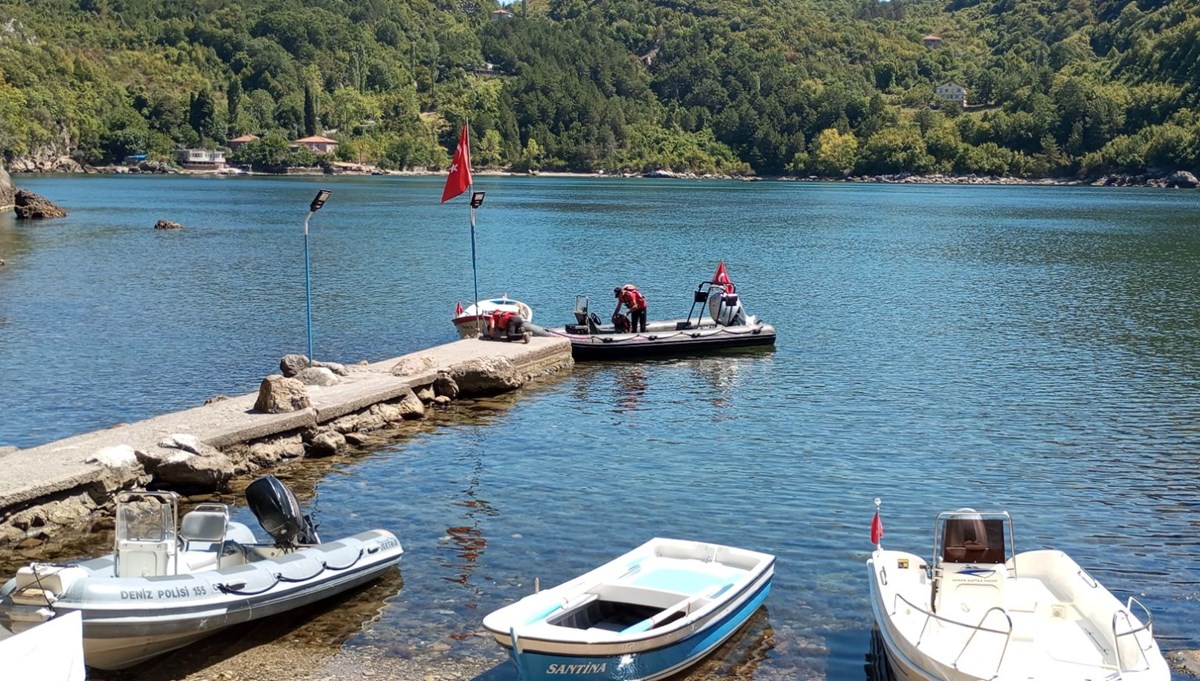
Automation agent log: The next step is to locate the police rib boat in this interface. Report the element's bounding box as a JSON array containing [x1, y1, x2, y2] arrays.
[[531, 263, 776, 361], [867, 506, 1168, 681], [0, 475, 403, 670], [482, 537, 774, 681]]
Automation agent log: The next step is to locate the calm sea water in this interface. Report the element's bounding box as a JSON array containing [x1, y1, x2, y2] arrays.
[[1, 175, 1199, 679]]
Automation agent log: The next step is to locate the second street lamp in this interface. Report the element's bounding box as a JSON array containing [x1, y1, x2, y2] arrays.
[[304, 189, 331, 368]]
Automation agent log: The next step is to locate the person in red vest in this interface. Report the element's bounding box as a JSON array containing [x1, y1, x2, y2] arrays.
[[613, 284, 647, 333], [489, 309, 530, 343]]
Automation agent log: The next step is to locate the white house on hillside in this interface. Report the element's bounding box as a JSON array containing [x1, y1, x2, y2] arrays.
[[934, 82, 968, 107]]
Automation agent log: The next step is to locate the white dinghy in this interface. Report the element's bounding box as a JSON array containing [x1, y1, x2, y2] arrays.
[[452, 296, 533, 338], [482, 537, 774, 681], [867, 505, 1168, 681], [0, 476, 403, 670]]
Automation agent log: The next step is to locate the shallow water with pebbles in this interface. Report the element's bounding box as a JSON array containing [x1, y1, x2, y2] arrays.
[[2, 176, 1199, 679]]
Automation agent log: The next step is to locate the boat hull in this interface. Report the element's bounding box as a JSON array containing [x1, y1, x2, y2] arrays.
[[453, 298, 532, 338], [483, 538, 775, 681], [540, 319, 776, 360], [504, 577, 770, 681], [1, 529, 403, 670], [867, 547, 1170, 681]]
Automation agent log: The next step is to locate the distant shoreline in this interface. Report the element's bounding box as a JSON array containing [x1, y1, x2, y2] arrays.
[[9, 165, 1199, 190]]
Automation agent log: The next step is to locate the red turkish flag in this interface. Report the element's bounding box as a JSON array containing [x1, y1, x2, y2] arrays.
[[871, 509, 884, 546], [454, 301, 464, 317], [713, 260, 734, 293], [441, 124, 472, 203]]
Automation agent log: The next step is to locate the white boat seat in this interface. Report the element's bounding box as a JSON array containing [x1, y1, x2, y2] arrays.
[[180, 508, 228, 549], [181, 509, 227, 541]]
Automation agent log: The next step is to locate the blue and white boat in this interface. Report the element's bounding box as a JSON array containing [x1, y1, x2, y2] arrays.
[[482, 537, 774, 681]]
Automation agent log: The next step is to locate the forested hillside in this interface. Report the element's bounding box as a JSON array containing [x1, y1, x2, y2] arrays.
[[0, 0, 1197, 177]]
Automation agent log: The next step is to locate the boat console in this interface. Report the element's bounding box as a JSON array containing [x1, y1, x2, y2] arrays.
[[115, 491, 179, 578]]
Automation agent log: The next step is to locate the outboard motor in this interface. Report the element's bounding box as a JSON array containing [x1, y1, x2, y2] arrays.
[[246, 475, 320, 548], [708, 289, 747, 326]]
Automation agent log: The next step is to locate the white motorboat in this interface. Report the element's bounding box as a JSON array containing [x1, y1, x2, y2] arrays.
[[0, 610, 85, 680], [482, 537, 774, 681], [452, 296, 533, 338], [867, 506, 1169, 681], [0, 476, 403, 670]]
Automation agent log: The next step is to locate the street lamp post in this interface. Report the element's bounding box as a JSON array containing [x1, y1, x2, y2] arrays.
[[304, 189, 331, 368], [468, 191, 485, 334]]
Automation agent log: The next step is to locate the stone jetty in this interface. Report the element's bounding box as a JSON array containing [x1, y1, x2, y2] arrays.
[[0, 337, 572, 548]]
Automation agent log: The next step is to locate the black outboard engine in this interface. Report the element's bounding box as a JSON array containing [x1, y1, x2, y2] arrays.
[[246, 475, 320, 548]]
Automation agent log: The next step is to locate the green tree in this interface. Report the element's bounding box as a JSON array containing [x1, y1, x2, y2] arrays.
[[226, 78, 242, 139], [813, 128, 858, 176], [188, 89, 217, 143]]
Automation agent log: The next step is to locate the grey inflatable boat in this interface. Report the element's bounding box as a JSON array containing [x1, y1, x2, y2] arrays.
[[0, 476, 403, 670]]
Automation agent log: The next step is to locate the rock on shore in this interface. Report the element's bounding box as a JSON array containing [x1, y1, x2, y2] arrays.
[[0, 163, 14, 210], [14, 189, 67, 219]]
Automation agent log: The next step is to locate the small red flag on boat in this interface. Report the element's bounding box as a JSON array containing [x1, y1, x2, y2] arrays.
[[712, 260, 734, 293], [455, 301, 464, 317], [871, 509, 884, 546], [441, 124, 472, 203]]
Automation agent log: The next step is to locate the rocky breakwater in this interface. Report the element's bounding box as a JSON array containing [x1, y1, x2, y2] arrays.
[[0, 337, 573, 550]]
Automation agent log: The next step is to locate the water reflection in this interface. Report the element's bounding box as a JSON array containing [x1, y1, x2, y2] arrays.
[[90, 570, 403, 681], [862, 628, 897, 681], [616, 363, 648, 413], [439, 453, 496, 603]]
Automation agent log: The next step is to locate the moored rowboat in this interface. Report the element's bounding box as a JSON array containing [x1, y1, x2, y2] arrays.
[[483, 537, 774, 681]]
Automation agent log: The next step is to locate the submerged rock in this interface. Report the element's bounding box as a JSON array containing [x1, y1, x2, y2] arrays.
[[307, 430, 346, 457]]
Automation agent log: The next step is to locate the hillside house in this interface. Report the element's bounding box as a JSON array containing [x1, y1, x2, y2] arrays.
[[294, 136, 339, 154], [923, 34, 942, 49], [227, 134, 260, 151], [934, 82, 968, 107], [490, 9, 514, 20]]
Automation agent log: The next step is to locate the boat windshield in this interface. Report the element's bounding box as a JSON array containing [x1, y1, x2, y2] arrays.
[[116, 493, 177, 543], [934, 509, 1013, 566]]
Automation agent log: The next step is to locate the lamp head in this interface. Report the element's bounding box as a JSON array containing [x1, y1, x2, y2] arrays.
[[309, 189, 331, 212]]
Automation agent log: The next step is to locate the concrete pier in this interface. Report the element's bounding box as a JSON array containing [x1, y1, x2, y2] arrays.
[[0, 337, 572, 546]]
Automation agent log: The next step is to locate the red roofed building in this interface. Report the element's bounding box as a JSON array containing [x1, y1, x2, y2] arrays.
[[227, 134, 260, 150], [294, 136, 339, 154]]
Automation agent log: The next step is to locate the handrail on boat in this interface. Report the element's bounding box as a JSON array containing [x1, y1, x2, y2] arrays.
[[954, 606, 1013, 677], [1112, 596, 1155, 673], [890, 591, 1013, 676]]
